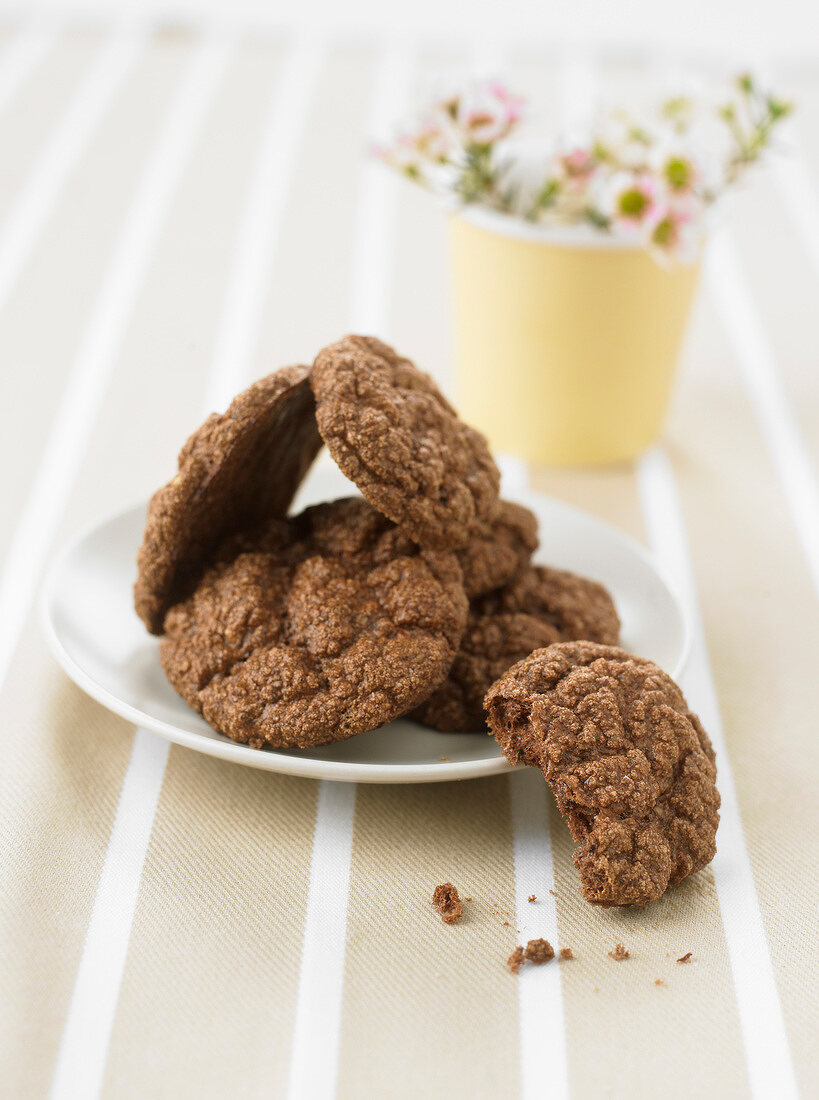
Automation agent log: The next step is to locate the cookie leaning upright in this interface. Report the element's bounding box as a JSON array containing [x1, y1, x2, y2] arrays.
[[311, 335, 501, 550], [134, 365, 321, 634], [485, 642, 720, 906]]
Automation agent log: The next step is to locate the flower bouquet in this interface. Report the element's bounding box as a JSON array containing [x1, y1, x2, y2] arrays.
[[377, 75, 791, 465]]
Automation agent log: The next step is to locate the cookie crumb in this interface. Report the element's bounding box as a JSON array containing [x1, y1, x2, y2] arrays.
[[507, 946, 525, 973], [464, 897, 472, 902], [528, 894, 537, 903], [677, 952, 693, 964], [549, 889, 557, 896], [655, 978, 665, 986], [608, 943, 630, 961], [432, 883, 463, 924], [508, 939, 555, 973], [524, 938, 555, 965], [503, 921, 510, 927], [559, 947, 574, 961]]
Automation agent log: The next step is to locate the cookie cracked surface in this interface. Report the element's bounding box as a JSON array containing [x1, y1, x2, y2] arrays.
[[160, 497, 468, 749], [135, 365, 321, 634], [485, 642, 720, 906], [455, 499, 538, 599], [412, 566, 620, 732], [311, 335, 500, 551]]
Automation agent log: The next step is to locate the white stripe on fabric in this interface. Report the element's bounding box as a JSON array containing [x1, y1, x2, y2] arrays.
[[706, 232, 819, 600], [48, 732, 170, 1100], [286, 781, 357, 1100], [0, 30, 145, 314], [0, 21, 60, 117], [498, 453, 569, 1100], [510, 770, 570, 1100], [46, 36, 233, 1100], [771, 133, 819, 278], [346, 42, 412, 335], [557, 48, 598, 143], [286, 41, 413, 1100], [637, 447, 798, 1100], [204, 37, 326, 412]]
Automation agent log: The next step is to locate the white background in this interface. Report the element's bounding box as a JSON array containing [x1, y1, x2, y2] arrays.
[[5, 0, 819, 70]]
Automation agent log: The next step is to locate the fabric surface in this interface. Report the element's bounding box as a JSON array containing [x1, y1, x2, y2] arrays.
[[0, 23, 817, 1100]]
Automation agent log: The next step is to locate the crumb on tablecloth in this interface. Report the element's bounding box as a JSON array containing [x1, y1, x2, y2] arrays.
[[524, 938, 555, 964], [432, 882, 463, 923], [559, 947, 574, 960], [608, 942, 630, 961], [508, 938, 555, 973], [507, 946, 524, 973], [528, 894, 536, 903], [655, 978, 665, 986], [677, 952, 693, 963]]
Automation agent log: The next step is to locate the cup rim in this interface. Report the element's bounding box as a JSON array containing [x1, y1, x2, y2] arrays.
[[452, 204, 652, 251]]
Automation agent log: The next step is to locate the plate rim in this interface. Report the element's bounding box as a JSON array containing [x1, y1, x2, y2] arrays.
[[40, 492, 691, 784]]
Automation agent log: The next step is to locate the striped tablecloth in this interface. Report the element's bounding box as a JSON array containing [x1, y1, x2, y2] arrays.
[[1, 22, 817, 1100]]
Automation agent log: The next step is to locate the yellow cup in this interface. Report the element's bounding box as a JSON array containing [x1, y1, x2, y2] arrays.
[[447, 209, 701, 466]]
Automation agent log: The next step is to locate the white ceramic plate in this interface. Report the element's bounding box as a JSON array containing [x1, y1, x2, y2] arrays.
[[42, 462, 689, 783]]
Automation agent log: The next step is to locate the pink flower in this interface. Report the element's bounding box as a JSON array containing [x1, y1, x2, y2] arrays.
[[456, 81, 523, 145], [372, 132, 425, 178], [558, 147, 598, 191], [413, 110, 455, 161], [650, 193, 705, 260]]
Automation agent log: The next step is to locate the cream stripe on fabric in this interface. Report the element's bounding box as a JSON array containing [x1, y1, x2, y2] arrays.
[[56, 33, 326, 1098], [706, 232, 819, 599], [0, 36, 215, 1098], [0, 31, 146, 694], [48, 733, 169, 1100], [0, 21, 60, 116], [0, 34, 227, 703], [668, 345, 819, 1098], [637, 447, 798, 1100], [47, 36, 233, 1100], [0, 30, 144, 314], [97, 40, 325, 1097], [527, 461, 747, 1099], [286, 41, 413, 1100]]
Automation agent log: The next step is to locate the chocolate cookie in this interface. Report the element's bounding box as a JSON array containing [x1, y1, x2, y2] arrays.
[[456, 500, 538, 599], [135, 365, 321, 634], [485, 642, 720, 906], [412, 565, 620, 732], [311, 335, 500, 551], [160, 497, 469, 749]]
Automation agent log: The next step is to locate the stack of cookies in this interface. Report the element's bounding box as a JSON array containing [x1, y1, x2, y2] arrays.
[[135, 335, 618, 748], [135, 335, 720, 906]]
